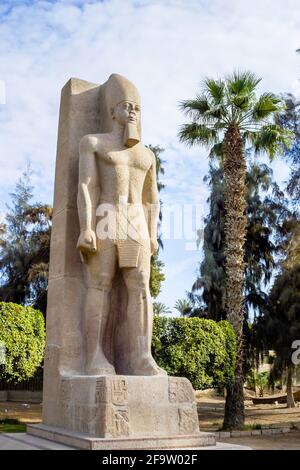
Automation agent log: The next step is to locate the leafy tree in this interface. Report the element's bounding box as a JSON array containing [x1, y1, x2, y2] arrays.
[[0, 302, 45, 382], [254, 219, 300, 407], [150, 253, 165, 299], [279, 94, 300, 209], [192, 160, 289, 319], [185, 291, 208, 317], [255, 371, 270, 397], [152, 317, 236, 390], [0, 169, 34, 305], [265, 266, 300, 407], [147, 145, 166, 298], [179, 71, 290, 429], [192, 162, 226, 321], [0, 169, 52, 314]]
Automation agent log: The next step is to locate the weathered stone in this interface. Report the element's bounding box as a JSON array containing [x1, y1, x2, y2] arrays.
[[169, 377, 195, 403], [30, 74, 215, 449]]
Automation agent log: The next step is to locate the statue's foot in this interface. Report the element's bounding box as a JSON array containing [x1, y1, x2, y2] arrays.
[[86, 355, 115, 376], [132, 356, 167, 376], [86, 365, 115, 376]]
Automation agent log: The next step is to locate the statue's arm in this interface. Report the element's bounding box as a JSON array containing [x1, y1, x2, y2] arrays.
[[143, 149, 160, 254], [77, 135, 99, 256]]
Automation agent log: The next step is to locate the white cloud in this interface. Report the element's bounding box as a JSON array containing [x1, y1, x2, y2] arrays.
[[0, 0, 299, 306]]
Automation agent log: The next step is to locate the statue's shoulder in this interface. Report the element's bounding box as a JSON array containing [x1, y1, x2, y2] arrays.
[[144, 147, 156, 166], [79, 133, 110, 154], [79, 134, 98, 154]]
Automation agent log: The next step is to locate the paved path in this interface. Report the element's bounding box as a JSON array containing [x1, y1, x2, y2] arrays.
[[0, 433, 250, 450], [0, 433, 74, 450]]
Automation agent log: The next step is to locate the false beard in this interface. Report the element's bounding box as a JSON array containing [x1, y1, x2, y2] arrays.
[[124, 122, 140, 147]]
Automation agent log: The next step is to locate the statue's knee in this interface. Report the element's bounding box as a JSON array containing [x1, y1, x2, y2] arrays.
[[124, 270, 149, 292], [89, 273, 113, 291]]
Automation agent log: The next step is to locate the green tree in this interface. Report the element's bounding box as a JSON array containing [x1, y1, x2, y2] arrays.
[[266, 266, 300, 408], [254, 219, 300, 407], [279, 94, 300, 209], [192, 162, 226, 320], [255, 371, 270, 397], [194, 161, 289, 321], [152, 317, 236, 390], [0, 302, 45, 382], [179, 71, 290, 429], [0, 169, 52, 314], [150, 253, 165, 299], [147, 145, 166, 298]]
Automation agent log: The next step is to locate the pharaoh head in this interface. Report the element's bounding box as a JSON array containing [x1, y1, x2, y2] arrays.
[[105, 73, 141, 147]]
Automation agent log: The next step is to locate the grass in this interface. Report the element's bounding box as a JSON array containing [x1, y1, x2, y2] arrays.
[[0, 419, 26, 433]]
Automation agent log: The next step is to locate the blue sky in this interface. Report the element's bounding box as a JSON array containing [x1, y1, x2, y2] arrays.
[[0, 0, 299, 313]]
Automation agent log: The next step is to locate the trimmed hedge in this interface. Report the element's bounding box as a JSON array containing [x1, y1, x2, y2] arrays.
[[0, 302, 45, 382], [152, 317, 236, 390]]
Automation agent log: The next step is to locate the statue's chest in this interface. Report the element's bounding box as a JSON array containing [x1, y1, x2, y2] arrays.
[[101, 148, 151, 172]]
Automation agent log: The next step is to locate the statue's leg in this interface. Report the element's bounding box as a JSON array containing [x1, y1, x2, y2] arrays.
[[122, 247, 167, 376], [84, 242, 117, 375]]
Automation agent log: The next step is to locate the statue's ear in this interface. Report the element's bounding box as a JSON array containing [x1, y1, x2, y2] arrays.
[[110, 107, 115, 119]]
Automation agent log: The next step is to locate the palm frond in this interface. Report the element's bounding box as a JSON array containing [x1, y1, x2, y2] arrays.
[[179, 95, 209, 117], [248, 125, 293, 159], [204, 104, 227, 121], [203, 78, 225, 104], [252, 93, 282, 121], [178, 123, 218, 147], [209, 142, 223, 159], [227, 70, 261, 96]]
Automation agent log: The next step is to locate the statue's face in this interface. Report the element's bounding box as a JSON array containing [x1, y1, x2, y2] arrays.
[[112, 101, 140, 126]]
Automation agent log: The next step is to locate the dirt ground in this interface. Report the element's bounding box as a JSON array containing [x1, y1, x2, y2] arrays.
[[1, 395, 300, 429], [1, 396, 300, 449], [197, 394, 300, 431], [221, 431, 300, 450], [0, 402, 42, 423]]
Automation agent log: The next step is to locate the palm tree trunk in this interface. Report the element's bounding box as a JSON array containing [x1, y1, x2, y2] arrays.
[[222, 125, 247, 430], [286, 365, 295, 408]]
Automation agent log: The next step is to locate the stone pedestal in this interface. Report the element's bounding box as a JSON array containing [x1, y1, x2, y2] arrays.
[[27, 375, 216, 449]]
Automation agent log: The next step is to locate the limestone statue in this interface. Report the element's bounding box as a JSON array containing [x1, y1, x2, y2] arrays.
[[76, 74, 165, 376], [28, 74, 210, 449]]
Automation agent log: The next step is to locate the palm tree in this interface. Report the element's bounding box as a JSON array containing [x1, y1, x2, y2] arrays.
[[174, 298, 192, 316], [153, 302, 171, 316], [179, 71, 290, 430]]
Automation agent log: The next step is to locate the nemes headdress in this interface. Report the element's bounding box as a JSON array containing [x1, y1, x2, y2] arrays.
[[104, 74, 141, 147], [105, 73, 141, 110]]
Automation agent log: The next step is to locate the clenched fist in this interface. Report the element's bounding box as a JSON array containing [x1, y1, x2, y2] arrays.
[[77, 229, 97, 256]]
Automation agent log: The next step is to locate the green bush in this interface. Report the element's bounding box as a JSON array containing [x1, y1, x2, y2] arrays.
[[0, 302, 45, 382], [152, 317, 236, 390]]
